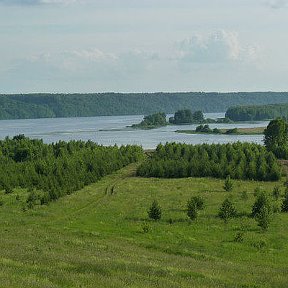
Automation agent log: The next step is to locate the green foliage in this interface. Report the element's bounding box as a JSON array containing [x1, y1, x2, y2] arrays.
[[225, 128, 238, 135], [282, 190, 288, 212], [186, 196, 204, 221], [226, 103, 288, 121], [196, 124, 211, 133], [234, 232, 244, 243], [0, 136, 144, 206], [191, 196, 205, 210], [0, 163, 288, 287], [169, 109, 204, 124], [264, 118, 288, 159], [4, 184, 13, 195], [141, 222, 150, 233], [148, 200, 162, 221], [251, 192, 273, 218], [218, 198, 237, 223], [132, 112, 167, 129], [0, 92, 288, 120], [272, 185, 281, 200], [137, 142, 281, 181], [241, 190, 248, 201], [253, 239, 267, 250], [255, 206, 271, 231], [187, 203, 197, 220], [224, 176, 233, 192]]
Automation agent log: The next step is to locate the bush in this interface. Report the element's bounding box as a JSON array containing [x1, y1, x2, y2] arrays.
[[224, 176, 233, 192], [142, 222, 150, 233], [253, 239, 267, 250], [218, 199, 237, 223], [187, 196, 204, 221], [241, 190, 248, 201], [187, 199, 197, 220], [282, 190, 288, 212], [148, 200, 162, 221], [272, 185, 281, 200], [255, 206, 271, 231], [234, 232, 244, 243], [252, 192, 272, 217]]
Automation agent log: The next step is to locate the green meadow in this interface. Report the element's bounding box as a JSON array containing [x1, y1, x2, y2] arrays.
[[0, 163, 288, 287]]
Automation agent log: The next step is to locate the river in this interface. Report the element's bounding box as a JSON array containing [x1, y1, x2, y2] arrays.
[[0, 113, 268, 149]]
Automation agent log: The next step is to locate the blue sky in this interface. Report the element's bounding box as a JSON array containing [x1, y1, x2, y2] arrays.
[[0, 0, 288, 93]]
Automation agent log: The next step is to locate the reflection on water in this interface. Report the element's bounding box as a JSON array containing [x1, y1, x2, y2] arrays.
[[0, 113, 267, 149]]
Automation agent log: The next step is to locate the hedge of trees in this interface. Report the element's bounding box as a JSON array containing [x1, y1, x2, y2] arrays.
[[0, 135, 144, 206], [0, 92, 288, 120], [226, 103, 288, 121], [137, 142, 281, 181]]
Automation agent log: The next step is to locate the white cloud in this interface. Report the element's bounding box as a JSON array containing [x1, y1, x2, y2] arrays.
[[176, 30, 259, 64]]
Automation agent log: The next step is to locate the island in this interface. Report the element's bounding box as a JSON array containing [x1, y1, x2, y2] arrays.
[[176, 124, 265, 135], [131, 112, 168, 129], [169, 109, 232, 125]]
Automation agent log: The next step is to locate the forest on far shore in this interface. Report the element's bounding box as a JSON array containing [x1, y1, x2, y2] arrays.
[[0, 92, 288, 120], [226, 103, 288, 121]]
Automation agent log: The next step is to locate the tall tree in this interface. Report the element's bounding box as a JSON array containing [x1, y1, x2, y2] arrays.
[[264, 118, 288, 158]]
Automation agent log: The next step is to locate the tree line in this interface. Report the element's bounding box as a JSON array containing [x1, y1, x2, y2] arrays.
[[137, 142, 281, 181], [226, 103, 288, 121], [0, 92, 288, 120], [0, 135, 144, 207]]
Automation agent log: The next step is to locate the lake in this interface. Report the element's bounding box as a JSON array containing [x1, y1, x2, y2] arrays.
[[0, 113, 268, 149]]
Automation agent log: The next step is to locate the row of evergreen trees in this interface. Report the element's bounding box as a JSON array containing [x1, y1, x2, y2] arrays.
[[137, 142, 281, 181], [0, 135, 144, 206]]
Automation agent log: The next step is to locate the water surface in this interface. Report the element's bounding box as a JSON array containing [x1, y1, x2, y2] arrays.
[[0, 113, 268, 149]]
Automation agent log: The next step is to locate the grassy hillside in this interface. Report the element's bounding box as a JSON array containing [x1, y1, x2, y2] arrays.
[[1, 163, 288, 287], [0, 92, 288, 119]]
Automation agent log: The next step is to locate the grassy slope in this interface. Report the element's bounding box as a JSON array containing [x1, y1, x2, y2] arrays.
[[0, 163, 288, 287]]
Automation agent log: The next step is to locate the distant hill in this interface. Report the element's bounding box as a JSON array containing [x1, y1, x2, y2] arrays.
[[0, 92, 288, 120], [226, 103, 288, 121]]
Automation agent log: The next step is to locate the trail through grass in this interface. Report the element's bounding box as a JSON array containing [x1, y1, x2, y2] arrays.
[[0, 163, 288, 287]]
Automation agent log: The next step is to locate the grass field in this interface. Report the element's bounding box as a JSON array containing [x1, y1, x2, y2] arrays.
[[177, 127, 265, 135], [0, 163, 288, 287]]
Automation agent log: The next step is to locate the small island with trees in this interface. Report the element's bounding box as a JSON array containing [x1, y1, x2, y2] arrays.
[[131, 112, 168, 129], [131, 109, 232, 129]]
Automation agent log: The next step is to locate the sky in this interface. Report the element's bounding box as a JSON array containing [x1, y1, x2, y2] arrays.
[[0, 0, 288, 93]]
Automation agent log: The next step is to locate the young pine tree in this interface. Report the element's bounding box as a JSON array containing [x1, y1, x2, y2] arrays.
[[255, 206, 271, 231], [187, 198, 197, 220], [148, 200, 162, 221], [218, 198, 237, 223], [223, 175, 233, 192], [252, 192, 272, 217]]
